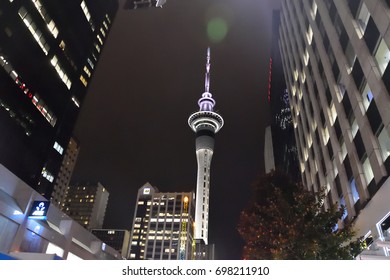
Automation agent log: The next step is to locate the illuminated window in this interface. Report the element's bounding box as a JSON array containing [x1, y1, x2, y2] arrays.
[[95, 43, 101, 53], [81, 1, 94, 31], [303, 49, 309, 66], [322, 126, 330, 144], [51, 55, 72, 89], [47, 20, 59, 38], [87, 58, 94, 69], [71, 96, 80, 108], [362, 157, 374, 184], [32, 0, 59, 38], [105, 14, 111, 24], [100, 27, 106, 37], [97, 34, 103, 45], [306, 26, 313, 45], [311, 1, 317, 20], [340, 140, 347, 160], [356, 2, 370, 34], [351, 118, 359, 138], [340, 196, 348, 220], [7, 65, 57, 126], [359, 82, 373, 110], [41, 168, 54, 182], [374, 39, 390, 75], [53, 141, 64, 154], [103, 20, 108, 30], [80, 75, 88, 87], [349, 178, 359, 203], [377, 126, 390, 161], [345, 43, 356, 72], [59, 40, 66, 50], [333, 159, 338, 176], [83, 66, 91, 77], [329, 102, 337, 125], [18, 7, 50, 55]]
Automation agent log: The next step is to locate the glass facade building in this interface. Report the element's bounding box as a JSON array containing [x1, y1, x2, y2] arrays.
[[0, 0, 118, 199]]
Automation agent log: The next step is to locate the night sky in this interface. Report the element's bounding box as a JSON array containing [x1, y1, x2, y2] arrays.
[[72, 0, 281, 259]]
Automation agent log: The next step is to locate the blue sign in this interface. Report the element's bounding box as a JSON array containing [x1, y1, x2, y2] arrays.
[[28, 201, 50, 220]]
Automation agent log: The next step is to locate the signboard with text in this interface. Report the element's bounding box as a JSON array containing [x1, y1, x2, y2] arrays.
[[28, 201, 50, 220]]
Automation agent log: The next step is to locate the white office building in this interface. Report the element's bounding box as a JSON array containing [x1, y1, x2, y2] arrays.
[[128, 183, 195, 260], [279, 0, 390, 259]]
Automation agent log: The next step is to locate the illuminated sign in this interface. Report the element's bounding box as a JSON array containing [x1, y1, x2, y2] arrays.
[[28, 201, 50, 220], [143, 188, 150, 195]]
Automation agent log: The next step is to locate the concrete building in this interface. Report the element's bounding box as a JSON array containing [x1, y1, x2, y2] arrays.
[[51, 137, 80, 209], [128, 183, 195, 260], [0, 164, 120, 260], [0, 0, 118, 199], [278, 0, 390, 258], [63, 182, 109, 230]]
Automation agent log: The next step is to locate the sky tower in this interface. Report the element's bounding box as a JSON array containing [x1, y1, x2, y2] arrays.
[[188, 48, 223, 246]]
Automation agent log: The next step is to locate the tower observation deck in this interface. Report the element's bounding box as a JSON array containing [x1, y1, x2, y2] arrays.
[[188, 48, 223, 246]]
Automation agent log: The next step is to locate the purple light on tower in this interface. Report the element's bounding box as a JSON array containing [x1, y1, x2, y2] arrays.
[[188, 48, 223, 246]]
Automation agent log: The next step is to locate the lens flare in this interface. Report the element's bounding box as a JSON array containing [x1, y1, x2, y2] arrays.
[[207, 17, 228, 43]]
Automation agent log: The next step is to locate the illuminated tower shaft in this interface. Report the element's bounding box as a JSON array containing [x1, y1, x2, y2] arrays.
[[188, 48, 223, 245]]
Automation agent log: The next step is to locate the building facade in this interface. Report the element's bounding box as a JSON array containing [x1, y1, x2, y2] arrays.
[[279, 0, 390, 258], [51, 137, 80, 209], [91, 229, 130, 259], [0, 0, 118, 199], [0, 164, 120, 260], [265, 10, 300, 182], [188, 48, 223, 248], [63, 182, 109, 230], [128, 183, 195, 260]]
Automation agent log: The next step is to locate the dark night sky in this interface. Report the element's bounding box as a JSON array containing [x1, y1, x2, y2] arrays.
[[72, 0, 281, 259]]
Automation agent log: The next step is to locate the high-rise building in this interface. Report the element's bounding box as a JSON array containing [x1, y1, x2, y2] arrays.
[[188, 48, 223, 249], [0, 0, 118, 199], [265, 10, 300, 181], [124, 0, 166, 9], [279, 0, 390, 258], [63, 182, 109, 230], [128, 183, 195, 260], [91, 229, 130, 259], [51, 136, 80, 209]]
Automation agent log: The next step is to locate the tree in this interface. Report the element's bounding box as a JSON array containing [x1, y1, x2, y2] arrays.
[[237, 170, 363, 259]]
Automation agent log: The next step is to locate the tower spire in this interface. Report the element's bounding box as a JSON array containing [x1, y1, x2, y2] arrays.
[[198, 47, 216, 112], [205, 47, 211, 93]]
